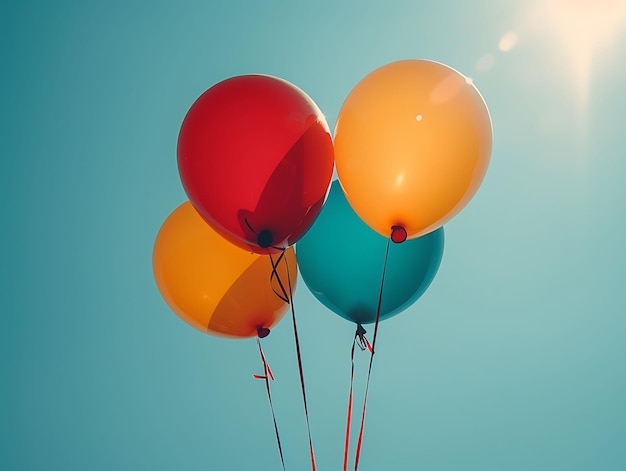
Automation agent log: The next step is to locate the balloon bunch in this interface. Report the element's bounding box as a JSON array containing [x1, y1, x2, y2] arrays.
[[152, 60, 492, 470], [154, 74, 335, 338], [297, 60, 491, 470], [153, 74, 334, 471]]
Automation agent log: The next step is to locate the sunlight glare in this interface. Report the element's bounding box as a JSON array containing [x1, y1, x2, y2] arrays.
[[531, 0, 626, 106], [475, 53, 495, 73], [499, 32, 519, 51]]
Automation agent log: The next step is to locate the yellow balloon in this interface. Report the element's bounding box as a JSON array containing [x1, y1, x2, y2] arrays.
[[153, 202, 297, 339], [334, 59, 492, 239]]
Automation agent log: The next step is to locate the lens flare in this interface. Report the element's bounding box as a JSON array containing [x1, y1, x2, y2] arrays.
[[530, 0, 626, 107]]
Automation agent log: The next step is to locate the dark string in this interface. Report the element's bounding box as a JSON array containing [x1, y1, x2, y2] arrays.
[[244, 217, 256, 235], [269, 250, 290, 303], [343, 333, 356, 471], [343, 324, 373, 471], [254, 337, 286, 471], [353, 236, 392, 471], [270, 251, 317, 471], [342, 324, 371, 471]]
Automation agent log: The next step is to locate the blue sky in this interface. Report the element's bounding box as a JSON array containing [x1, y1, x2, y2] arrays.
[[3, 1, 626, 469]]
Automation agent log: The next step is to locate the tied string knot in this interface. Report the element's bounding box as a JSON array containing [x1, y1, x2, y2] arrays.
[[347, 236, 392, 471], [254, 336, 285, 471], [244, 218, 286, 252], [355, 324, 372, 353], [343, 324, 373, 471], [254, 336, 275, 381]]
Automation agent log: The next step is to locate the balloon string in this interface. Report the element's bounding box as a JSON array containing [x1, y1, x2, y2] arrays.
[[356, 326, 373, 353], [342, 323, 368, 471], [269, 251, 290, 303], [254, 337, 285, 471], [343, 324, 372, 471], [283, 253, 317, 471], [343, 334, 356, 471], [244, 217, 257, 234], [353, 236, 391, 471]]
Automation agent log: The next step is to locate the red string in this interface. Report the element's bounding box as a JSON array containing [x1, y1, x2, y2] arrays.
[[343, 324, 372, 470], [270, 251, 317, 471], [254, 337, 285, 471], [285, 255, 317, 471], [253, 339, 275, 381], [343, 334, 357, 471], [353, 236, 391, 471]]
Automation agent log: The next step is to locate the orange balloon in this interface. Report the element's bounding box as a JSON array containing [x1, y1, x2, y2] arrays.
[[152, 202, 297, 339], [334, 60, 492, 239]]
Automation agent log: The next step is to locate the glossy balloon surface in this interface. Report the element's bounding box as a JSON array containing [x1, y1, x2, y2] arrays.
[[178, 75, 334, 253], [297, 182, 444, 325], [153, 202, 297, 338], [335, 60, 492, 238]]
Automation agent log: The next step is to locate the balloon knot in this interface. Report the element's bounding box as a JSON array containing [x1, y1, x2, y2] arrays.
[[356, 323, 366, 336], [391, 225, 407, 243], [355, 324, 372, 352], [257, 230, 274, 248], [257, 327, 271, 338]]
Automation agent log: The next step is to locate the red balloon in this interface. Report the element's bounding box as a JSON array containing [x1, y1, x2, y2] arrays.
[[178, 75, 334, 254]]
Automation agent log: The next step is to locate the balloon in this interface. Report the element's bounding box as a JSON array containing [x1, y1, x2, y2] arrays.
[[296, 181, 444, 325], [334, 59, 492, 239], [153, 202, 297, 338], [178, 74, 334, 254]]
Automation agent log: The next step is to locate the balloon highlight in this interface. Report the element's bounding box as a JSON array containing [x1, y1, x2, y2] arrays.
[[334, 59, 492, 239]]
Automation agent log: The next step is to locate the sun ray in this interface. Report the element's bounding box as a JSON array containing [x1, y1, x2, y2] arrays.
[[529, 0, 626, 108]]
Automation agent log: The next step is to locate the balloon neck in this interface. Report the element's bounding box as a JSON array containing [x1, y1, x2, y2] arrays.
[[356, 323, 366, 336], [257, 230, 274, 248], [257, 327, 271, 338], [391, 225, 407, 243]]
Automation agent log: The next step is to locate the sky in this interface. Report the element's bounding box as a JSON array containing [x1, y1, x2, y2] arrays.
[[2, 1, 626, 470]]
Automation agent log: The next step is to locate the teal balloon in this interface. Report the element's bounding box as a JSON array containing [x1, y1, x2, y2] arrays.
[[296, 181, 444, 325]]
